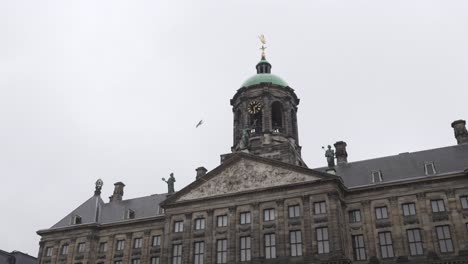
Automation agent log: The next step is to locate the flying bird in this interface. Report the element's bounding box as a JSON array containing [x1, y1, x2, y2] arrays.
[[196, 120, 203, 128]]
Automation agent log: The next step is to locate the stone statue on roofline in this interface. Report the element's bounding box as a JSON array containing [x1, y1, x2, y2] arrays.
[[323, 145, 335, 168], [162, 173, 176, 194]]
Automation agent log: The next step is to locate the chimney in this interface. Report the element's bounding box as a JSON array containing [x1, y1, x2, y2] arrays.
[[109, 182, 125, 202], [334, 141, 348, 164], [196, 167, 207, 179], [451, 120, 468, 145]]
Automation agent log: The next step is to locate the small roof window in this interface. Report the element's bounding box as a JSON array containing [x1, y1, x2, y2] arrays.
[[72, 215, 82, 225], [371, 171, 383, 183], [425, 162, 436, 176], [126, 209, 135, 219]]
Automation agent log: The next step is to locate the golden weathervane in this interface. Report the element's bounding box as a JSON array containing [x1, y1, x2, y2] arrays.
[[259, 34, 267, 59]]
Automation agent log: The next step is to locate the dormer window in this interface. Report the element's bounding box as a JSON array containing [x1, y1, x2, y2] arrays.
[[126, 209, 135, 219], [72, 215, 82, 225], [371, 171, 383, 183], [424, 162, 436, 175]]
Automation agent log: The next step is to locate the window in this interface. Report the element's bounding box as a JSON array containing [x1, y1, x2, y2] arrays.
[[425, 162, 436, 175], [436, 225, 454, 253], [217, 215, 228, 227], [264, 209, 275, 221], [45, 247, 53, 257], [240, 212, 251, 225], [216, 239, 227, 264], [314, 201, 327, 215], [194, 241, 204, 264], [174, 221, 184, 232], [132, 259, 140, 264], [172, 244, 182, 264], [431, 199, 446, 213], [290, 231, 303, 256], [60, 244, 69, 255], [316, 227, 330, 254], [98, 242, 107, 253], [195, 218, 205, 230], [288, 205, 300, 218], [134, 238, 143, 249], [375, 206, 388, 219], [271, 102, 283, 132], [407, 229, 423, 256], [126, 209, 135, 219], [115, 261, 122, 264], [72, 215, 82, 225], [371, 171, 383, 183], [402, 203, 416, 216], [152, 235, 161, 247], [349, 210, 361, 223], [116, 240, 125, 251], [264, 233, 276, 259], [240, 236, 251, 262], [461, 196, 468, 209], [352, 235, 366, 261], [151, 257, 160, 264], [77, 242, 85, 253], [378, 232, 394, 258]]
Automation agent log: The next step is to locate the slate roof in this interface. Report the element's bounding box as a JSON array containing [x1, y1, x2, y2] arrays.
[[50, 193, 167, 229], [314, 143, 468, 188]]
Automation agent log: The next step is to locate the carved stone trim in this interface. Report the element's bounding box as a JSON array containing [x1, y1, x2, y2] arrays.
[[403, 215, 419, 225], [416, 192, 426, 201], [113, 252, 124, 258], [288, 218, 301, 226], [193, 230, 205, 238], [263, 223, 276, 230], [172, 233, 183, 241], [150, 247, 161, 254], [132, 248, 141, 256], [446, 190, 456, 198], [314, 215, 328, 223], [275, 199, 284, 206], [375, 219, 392, 229], [432, 212, 449, 222], [239, 225, 251, 232]]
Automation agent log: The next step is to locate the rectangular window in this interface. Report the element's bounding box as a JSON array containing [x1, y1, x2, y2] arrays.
[[349, 210, 361, 223], [290, 231, 303, 256], [461, 196, 468, 209], [264, 233, 276, 259], [314, 201, 327, 215], [174, 221, 184, 232], [431, 199, 446, 213], [194, 241, 204, 264], [151, 257, 160, 264], [216, 239, 227, 264], [372, 171, 383, 183], [45, 247, 53, 257], [352, 235, 366, 261], [195, 218, 206, 230], [407, 229, 423, 256], [425, 163, 436, 175], [172, 244, 182, 264], [288, 205, 300, 218], [116, 240, 125, 251], [436, 225, 454, 253], [134, 238, 143, 249], [240, 212, 251, 225], [240, 236, 251, 262], [77, 242, 85, 253], [264, 208, 275, 221], [375, 206, 388, 219], [402, 203, 416, 216], [132, 259, 140, 264], [217, 215, 228, 227], [98, 242, 107, 253], [316, 227, 330, 254], [60, 244, 68, 255], [378, 232, 394, 258], [152, 235, 161, 247]]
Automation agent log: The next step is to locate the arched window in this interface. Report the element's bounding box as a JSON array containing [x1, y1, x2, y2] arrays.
[[271, 102, 283, 133], [250, 112, 262, 135]]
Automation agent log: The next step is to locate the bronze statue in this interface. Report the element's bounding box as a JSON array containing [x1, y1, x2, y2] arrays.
[[239, 119, 257, 150], [162, 173, 176, 194], [323, 145, 335, 168]]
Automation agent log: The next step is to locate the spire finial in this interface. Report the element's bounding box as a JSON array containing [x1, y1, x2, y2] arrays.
[[259, 34, 267, 59], [94, 178, 103, 196]]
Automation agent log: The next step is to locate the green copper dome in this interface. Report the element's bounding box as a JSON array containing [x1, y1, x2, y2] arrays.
[[241, 73, 288, 88]]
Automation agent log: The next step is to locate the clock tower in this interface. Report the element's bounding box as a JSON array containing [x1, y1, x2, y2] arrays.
[[222, 41, 305, 167]]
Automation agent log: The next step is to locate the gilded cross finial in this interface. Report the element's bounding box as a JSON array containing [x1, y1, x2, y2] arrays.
[[259, 34, 267, 59]]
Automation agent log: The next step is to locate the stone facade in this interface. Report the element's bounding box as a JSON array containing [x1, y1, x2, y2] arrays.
[[36, 54, 468, 264]]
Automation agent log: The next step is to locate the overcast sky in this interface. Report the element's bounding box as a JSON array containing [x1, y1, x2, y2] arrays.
[[1, 0, 467, 256]]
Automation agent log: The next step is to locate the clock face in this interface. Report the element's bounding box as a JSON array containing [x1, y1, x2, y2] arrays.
[[248, 100, 262, 114]]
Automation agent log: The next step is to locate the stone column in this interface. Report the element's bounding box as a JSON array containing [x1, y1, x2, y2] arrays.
[[251, 202, 261, 264], [183, 213, 192, 264], [389, 196, 405, 256], [228, 206, 237, 263], [327, 192, 344, 256], [275, 199, 286, 257], [205, 209, 214, 264], [302, 195, 313, 256], [361, 201, 377, 257]]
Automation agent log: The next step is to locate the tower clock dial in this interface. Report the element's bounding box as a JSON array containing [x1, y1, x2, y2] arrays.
[[248, 100, 262, 114]]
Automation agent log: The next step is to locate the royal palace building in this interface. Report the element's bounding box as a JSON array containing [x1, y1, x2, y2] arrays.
[[37, 48, 468, 264]]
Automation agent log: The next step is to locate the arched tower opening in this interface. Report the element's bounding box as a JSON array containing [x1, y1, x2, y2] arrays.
[[271, 102, 283, 133], [250, 111, 263, 135]]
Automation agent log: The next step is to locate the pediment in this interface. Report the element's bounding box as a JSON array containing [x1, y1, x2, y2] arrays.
[[176, 157, 322, 202]]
